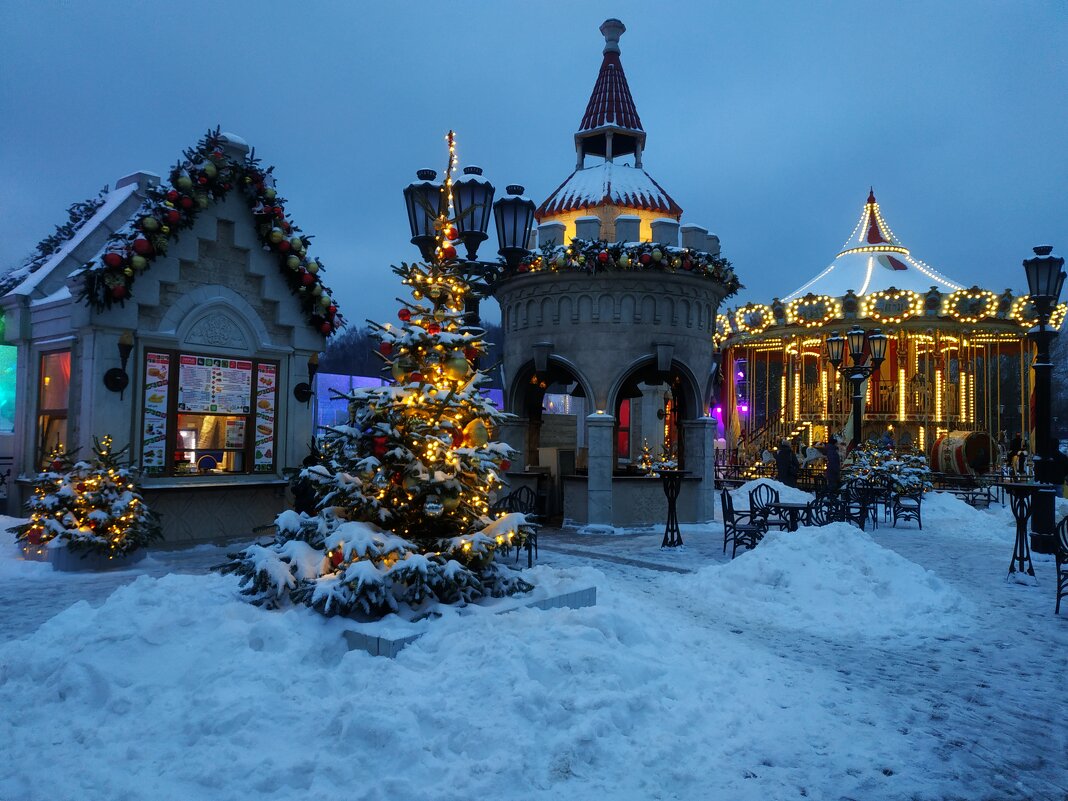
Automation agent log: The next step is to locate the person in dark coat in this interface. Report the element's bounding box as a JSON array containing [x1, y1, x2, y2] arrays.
[[1010, 432, 1023, 454], [1049, 439, 1068, 494], [823, 436, 841, 491], [775, 440, 800, 488]]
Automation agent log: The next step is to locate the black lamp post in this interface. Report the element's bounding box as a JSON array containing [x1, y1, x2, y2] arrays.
[[1022, 245, 1066, 553], [403, 168, 535, 329], [826, 326, 888, 451]]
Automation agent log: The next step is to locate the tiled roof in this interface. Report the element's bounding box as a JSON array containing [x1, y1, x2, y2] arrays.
[[535, 162, 682, 219], [578, 51, 644, 134]]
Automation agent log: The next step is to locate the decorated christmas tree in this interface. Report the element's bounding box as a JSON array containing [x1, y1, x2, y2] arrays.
[[220, 132, 535, 619], [637, 439, 655, 475], [11, 436, 161, 558]]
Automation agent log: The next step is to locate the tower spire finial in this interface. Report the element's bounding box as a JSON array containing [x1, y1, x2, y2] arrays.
[[867, 187, 877, 204], [600, 18, 625, 55]]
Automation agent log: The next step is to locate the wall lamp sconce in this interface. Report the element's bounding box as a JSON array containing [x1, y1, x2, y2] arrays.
[[104, 330, 134, 398], [293, 353, 319, 405]]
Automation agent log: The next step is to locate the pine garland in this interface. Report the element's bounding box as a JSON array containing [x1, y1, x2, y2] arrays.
[[78, 127, 343, 337], [0, 187, 108, 295]]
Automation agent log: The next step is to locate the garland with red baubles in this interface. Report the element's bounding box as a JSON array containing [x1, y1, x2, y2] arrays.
[[80, 128, 342, 337]]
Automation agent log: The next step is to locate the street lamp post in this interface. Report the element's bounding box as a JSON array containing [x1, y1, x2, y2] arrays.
[[1022, 245, 1066, 553], [826, 326, 888, 451], [403, 167, 535, 330]]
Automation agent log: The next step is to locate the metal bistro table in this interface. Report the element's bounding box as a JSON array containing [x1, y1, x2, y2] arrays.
[[770, 501, 812, 532], [1002, 482, 1053, 583], [658, 470, 690, 548]]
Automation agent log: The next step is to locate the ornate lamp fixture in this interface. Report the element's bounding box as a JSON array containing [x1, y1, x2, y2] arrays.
[[825, 327, 887, 450]]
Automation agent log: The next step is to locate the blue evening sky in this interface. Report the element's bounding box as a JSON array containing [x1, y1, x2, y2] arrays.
[[1, 0, 1065, 326]]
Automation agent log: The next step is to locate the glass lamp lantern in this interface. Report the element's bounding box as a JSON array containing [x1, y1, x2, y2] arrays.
[[868, 328, 888, 366], [846, 327, 867, 363], [403, 169, 444, 261], [493, 185, 536, 270], [825, 331, 845, 367], [452, 166, 495, 261]]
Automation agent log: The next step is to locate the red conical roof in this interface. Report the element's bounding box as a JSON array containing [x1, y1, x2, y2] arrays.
[[578, 51, 644, 134]]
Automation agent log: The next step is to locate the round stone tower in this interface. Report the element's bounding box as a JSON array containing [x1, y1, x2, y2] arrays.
[[492, 20, 740, 527]]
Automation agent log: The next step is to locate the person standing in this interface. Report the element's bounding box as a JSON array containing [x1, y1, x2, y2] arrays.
[[1049, 439, 1068, 498], [776, 439, 800, 488], [823, 435, 841, 491]]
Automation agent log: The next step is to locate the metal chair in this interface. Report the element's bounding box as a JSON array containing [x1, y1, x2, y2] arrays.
[[490, 486, 539, 567], [892, 491, 923, 529], [748, 483, 788, 530], [1055, 515, 1068, 615], [721, 489, 767, 558]]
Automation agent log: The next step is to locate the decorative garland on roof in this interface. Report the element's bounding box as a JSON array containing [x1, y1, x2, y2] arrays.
[[512, 238, 740, 297], [79, 128, 342, 337], [0, 186, 108, 296]]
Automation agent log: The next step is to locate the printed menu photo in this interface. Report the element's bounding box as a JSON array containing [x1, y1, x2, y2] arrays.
[[141, 352, 171, 475], [253, 363, 277, 472]]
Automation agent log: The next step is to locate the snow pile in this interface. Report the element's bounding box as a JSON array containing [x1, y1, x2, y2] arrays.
[[922, 491, 1014, 544], [730, 478, 813, 510], [672, 523, 969, 638]]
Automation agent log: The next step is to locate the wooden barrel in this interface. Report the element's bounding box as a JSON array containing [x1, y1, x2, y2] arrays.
[[929, 430, 995, 475]]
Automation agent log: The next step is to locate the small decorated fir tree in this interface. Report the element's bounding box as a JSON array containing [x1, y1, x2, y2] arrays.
[[11, 436, 162, 557], [637, 439, 655, 475], [220, 132, 535, 619]]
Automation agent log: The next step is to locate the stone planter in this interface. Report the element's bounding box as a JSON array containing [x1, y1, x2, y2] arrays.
[[16, 541, 147, 571]]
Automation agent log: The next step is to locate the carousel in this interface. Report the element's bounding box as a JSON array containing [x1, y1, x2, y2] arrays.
[[717, 190, 1067, 470]]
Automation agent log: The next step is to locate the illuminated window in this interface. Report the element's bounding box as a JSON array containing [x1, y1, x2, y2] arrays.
[[37, 350, 71, 468], [616, 399, 631, 460], [140, 350, 279, 477]]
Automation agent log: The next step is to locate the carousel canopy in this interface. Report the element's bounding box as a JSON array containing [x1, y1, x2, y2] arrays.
[[784, 190, 964, 300]]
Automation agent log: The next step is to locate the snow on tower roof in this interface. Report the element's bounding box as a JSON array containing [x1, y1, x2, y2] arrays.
[[535, 161, 683, 220], [784, 189, 964, 300], [578, 19, 644, 135]]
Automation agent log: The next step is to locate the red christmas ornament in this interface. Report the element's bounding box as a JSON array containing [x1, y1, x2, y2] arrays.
[[517, 263, 529, 273], [391, 472, 403, 485], [180, 196, 194, 210], [212, 149, 223, 159], [327, 304, 338, 316], [282, 221, 292, 233], [452, 429, 464, 447], [639, 253, 652, 266], [278, 240, 291, 253], [409, 372, 424, 383], [445, 225, 458, 241], [301, 272, 317, 287], [500, 459, 511, 471], [76, 482, 86, 492], [110, 285, 128, 300], [166, 190, 179, 202], [132, 238, 153, 256], [165, 210, 181, 225], [320, 322, 333, 335], [103, 252, 124, 268], [398, 308, 411, 322], [427, 322, 441, 335], [441, 244, 456, 261], [378, 342, 392, 356], [330, 549, 344, 568], [464, 347, 478, 361], [198, 176, 208, 185], [50, 460, 64, 471], [598, 251, 609, 263], [682, 259, 693, 271]]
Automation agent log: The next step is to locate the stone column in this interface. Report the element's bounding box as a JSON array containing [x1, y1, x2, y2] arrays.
[[585, 412, 616, 525], [682, 416, 718, 522], [498, 417, 530, 471]]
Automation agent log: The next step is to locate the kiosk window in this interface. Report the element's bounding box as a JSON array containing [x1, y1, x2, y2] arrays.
[[37, 350, 71, 468], [140, 351, 278, 477]]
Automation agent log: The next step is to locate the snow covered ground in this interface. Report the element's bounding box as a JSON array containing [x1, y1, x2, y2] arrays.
[[1, 494, 1067, 801]]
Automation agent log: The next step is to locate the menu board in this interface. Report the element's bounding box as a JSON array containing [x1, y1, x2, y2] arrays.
[[177, 355, 252, 414], [253, 363, 277, 472], [141, 352, 172, 475]]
